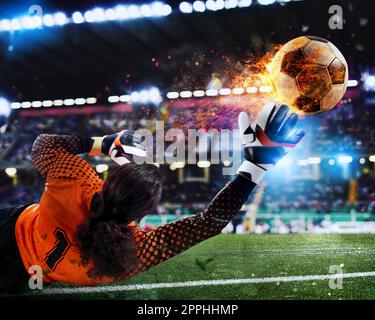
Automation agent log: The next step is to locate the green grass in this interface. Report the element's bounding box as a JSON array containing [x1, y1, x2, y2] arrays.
[[32, 234, 375, 300]]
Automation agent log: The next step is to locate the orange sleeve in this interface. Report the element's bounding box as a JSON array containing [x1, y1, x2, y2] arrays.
[[31, 134, 102, 202]]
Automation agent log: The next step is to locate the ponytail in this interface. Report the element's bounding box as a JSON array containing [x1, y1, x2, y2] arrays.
[[76, 194, 138, 280], [75, 164, 162, 280]]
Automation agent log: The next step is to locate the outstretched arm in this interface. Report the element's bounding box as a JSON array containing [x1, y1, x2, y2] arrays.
[[31, 130, 146, 179], [131, 174, 255, 275], [130, 103, 305, 276], [31, 134, 93, 179]]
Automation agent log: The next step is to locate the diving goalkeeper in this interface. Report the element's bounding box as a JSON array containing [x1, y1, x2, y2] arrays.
[[0, 103, 304, 293]]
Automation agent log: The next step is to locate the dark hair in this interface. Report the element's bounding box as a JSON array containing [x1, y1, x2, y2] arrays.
[[76, 164, 162, 280]]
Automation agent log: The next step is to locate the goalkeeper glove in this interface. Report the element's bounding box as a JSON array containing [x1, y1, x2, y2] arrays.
[[237, 102, 305, 184], [88, 130, 146, 165]]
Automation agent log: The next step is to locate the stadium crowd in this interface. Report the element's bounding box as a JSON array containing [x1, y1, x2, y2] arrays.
[[1, 101, 375, 219]]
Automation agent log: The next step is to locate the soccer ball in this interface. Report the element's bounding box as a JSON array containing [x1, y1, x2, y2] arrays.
[[269, 36, 348, 115]]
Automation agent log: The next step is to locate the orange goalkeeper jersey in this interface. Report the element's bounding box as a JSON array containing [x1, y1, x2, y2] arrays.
[[15, 134, 248, 286]]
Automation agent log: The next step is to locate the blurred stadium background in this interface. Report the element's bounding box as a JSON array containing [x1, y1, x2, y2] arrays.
[[0, 0, 375, 238]]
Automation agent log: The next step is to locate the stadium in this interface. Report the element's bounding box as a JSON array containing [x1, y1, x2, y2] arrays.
[[0, 0, 375, 302]]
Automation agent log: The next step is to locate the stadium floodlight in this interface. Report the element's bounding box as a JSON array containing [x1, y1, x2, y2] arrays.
[[21, 101, 32, 108], [0, 98, 10, 117], [197, 160, 211, 168], [219, 88, 231, 95], [338, 155, 353, 164], [54, 12, 68, 25], [149, 87, 162, 104], [108, 96, 120, 103], [259, 85, 273, 93], [193, 1, 206, 12], [31, 101, 42, 108], [278, 157, 293, 166], [246, 86, 258, 93], [193, 90, 205, 97], [5, 167, 17, 178], [140, 4, 153, 17], [86, 97, 97, 104], [347, 80, 358, 87], [21, 16, 34, 29], [307, 157, 321, 165], [105, 9, 117, 20], [92, 8, 107, 22], [258, 0, 276, 5], [119, 95, 131, 102], [10, 102, 21, 109], [84, 11, 95, 23], [53, 99, 64, 106], [180, 91, 193, 98], [42, 100, 53, 107], [206, 0, 219, 11], [215, 0, 226, 10], [130, 92, 140, 103], [43, 14, 55, 27], [10, 19, 22, 30], [225, 0, 239, 10], [139, 90, 150, 103], [96, 164, 109, 173], [232, 87, 245, 95], [297, 159, 308, 166], [328, 159, 335, 166], [114, 5, 129, 20], [167, 92, 179, 99], [151, 2, 171, 16], [161, 4, 172, 16], [369, 155, 375, 163], [63, 99, 75, 106], [21, 15, 42, 29], [206, 89, 218, 96], [238, 0, 252, 7], [128, 5, 142, 19], [75, 98, 86, 105], [32, 16, 43, 29], [72, 12, 85, 24], [363, 73, 375, 92], [180, 2, 193, 13], [0, 19, 11, 31]]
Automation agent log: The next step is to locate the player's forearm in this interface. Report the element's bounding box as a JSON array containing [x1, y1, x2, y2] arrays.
[[198, 174, 256, 229], [32, 134, 88, 156], [31, 134, 92, 176], [144, 175, 256, 263]]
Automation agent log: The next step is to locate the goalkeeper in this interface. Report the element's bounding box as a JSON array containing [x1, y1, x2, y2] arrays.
[[0, 103, 304, 293]]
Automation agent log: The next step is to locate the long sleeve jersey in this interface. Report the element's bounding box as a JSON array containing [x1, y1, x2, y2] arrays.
[[15, 134, 256, 286]]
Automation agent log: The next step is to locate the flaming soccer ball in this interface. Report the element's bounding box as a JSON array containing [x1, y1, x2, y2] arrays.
[[269, 36, 348, 115]]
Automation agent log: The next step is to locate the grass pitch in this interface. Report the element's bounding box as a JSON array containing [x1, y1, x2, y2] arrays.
[[33, 234, 375, 300]]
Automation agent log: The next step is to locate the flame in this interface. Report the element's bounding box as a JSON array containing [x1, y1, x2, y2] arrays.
[[230, 48, 282, 110]]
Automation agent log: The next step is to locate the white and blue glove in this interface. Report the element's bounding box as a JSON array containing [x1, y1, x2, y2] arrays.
[[237, 102, 305, 184]]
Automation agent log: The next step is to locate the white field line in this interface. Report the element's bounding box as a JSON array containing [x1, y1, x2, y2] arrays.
[[41, 271, 375, 295]]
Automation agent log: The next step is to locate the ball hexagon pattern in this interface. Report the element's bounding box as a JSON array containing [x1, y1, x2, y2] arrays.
[[269, 36, 348, 115]]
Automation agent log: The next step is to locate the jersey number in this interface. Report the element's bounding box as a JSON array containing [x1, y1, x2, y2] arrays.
[[45, 228, 71, 271]]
